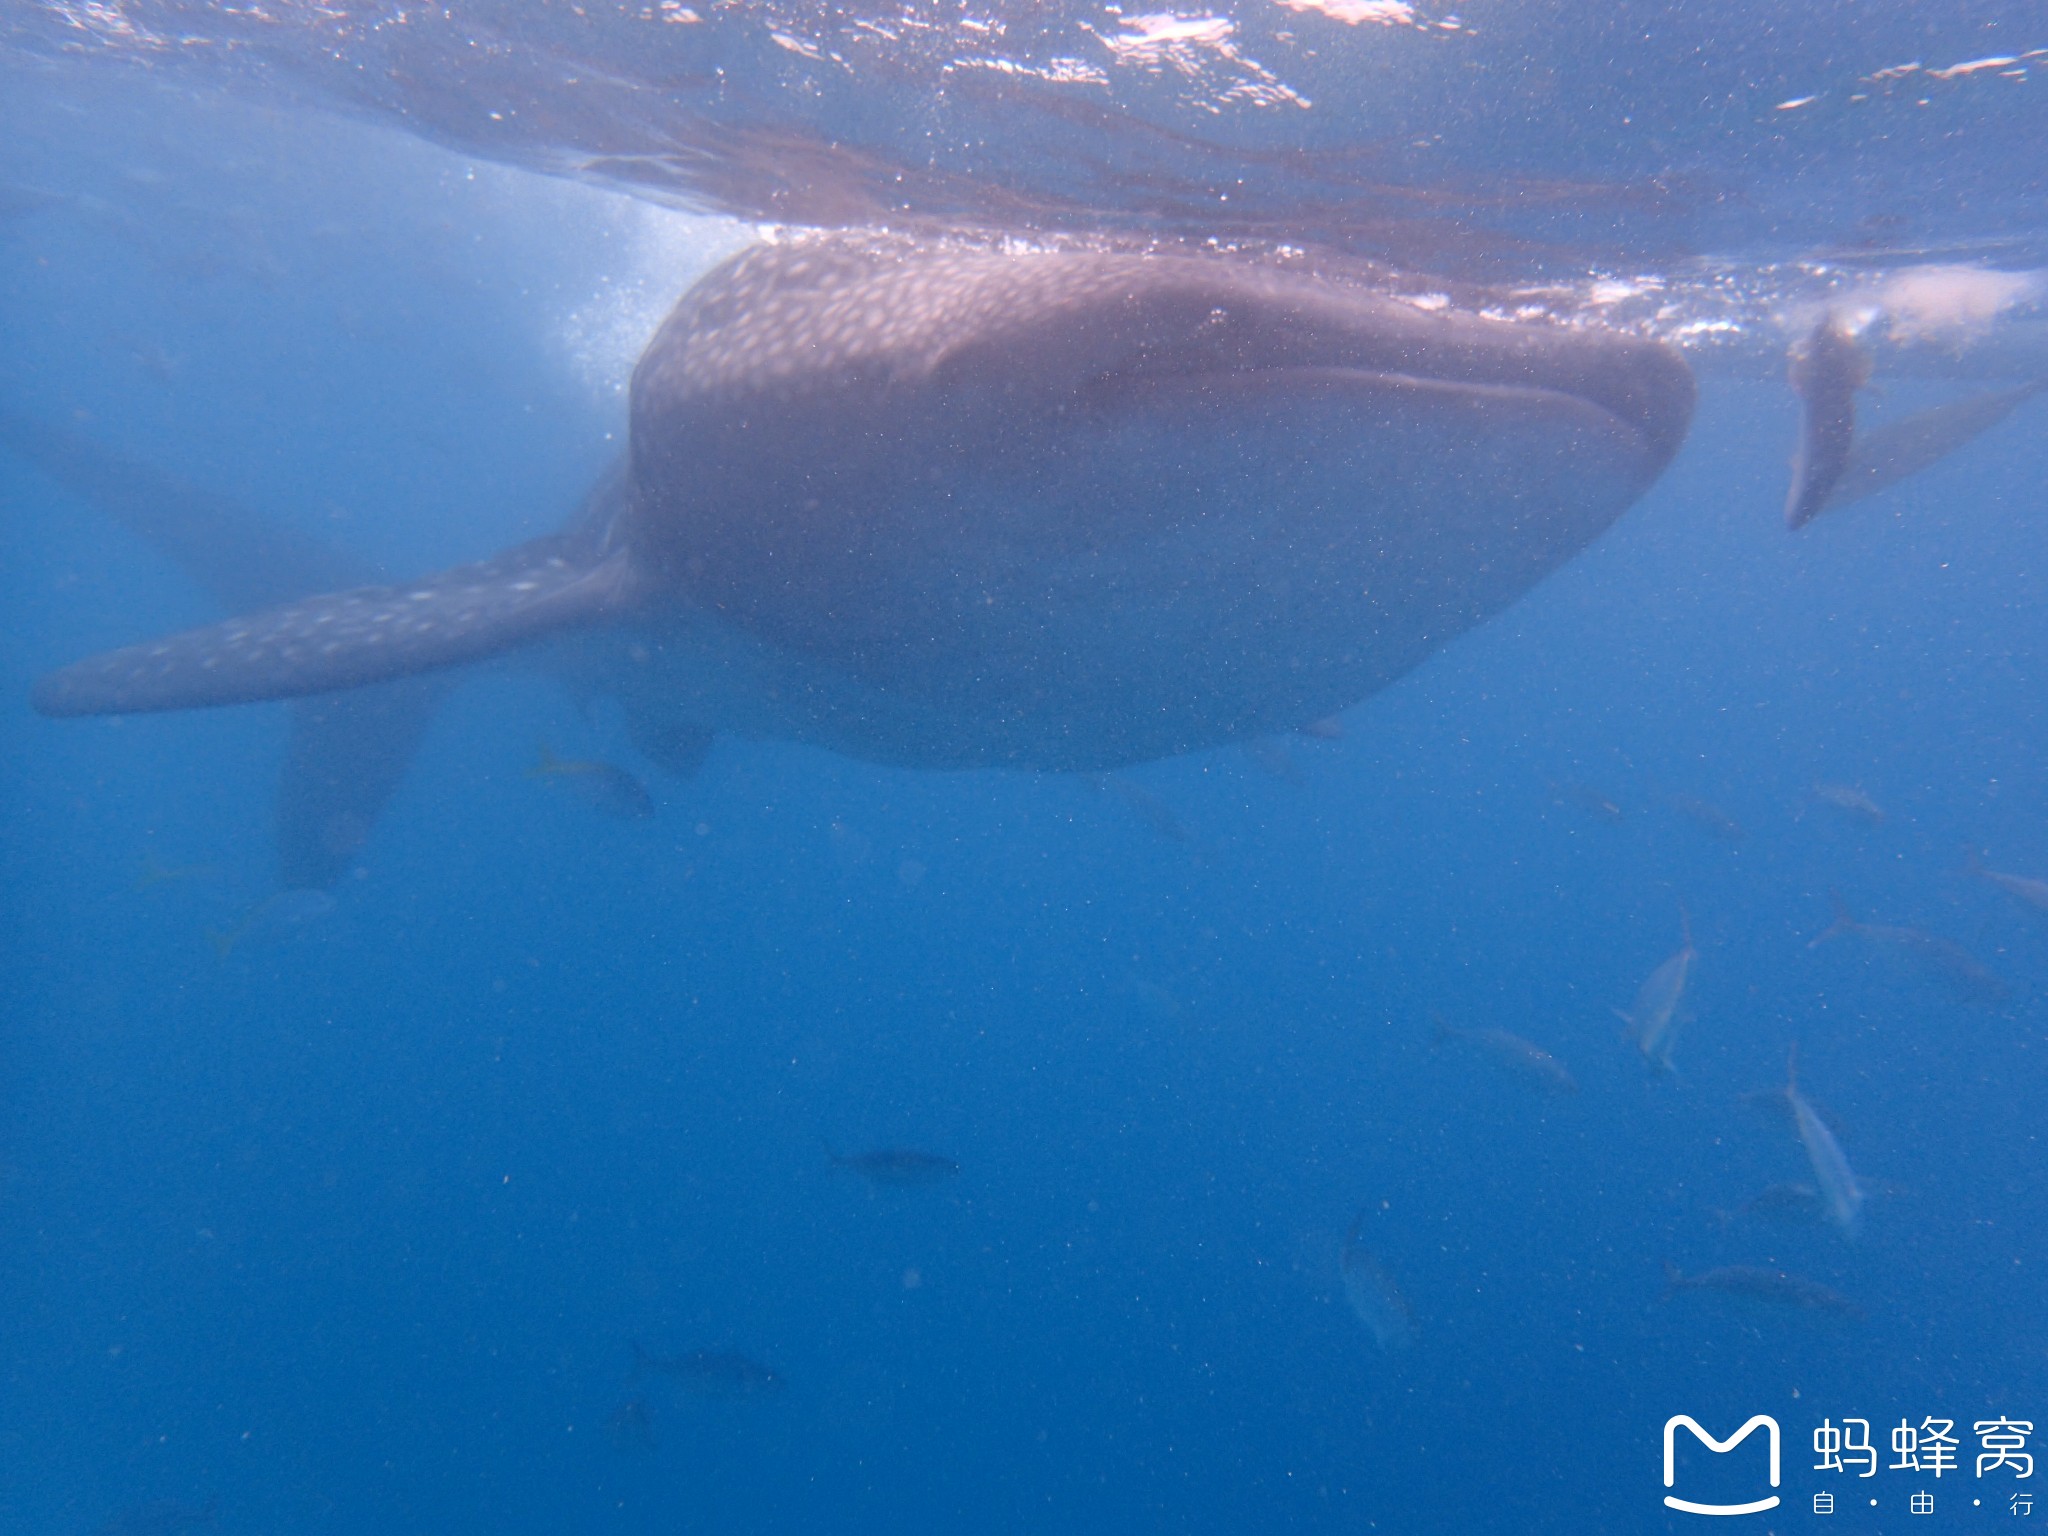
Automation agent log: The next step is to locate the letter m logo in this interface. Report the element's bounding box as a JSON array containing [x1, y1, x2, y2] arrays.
[[1663, 1414, 1782, 1516]]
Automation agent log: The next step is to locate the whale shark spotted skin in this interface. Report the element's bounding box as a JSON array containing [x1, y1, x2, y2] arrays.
[[31, 230, 1695, 847]]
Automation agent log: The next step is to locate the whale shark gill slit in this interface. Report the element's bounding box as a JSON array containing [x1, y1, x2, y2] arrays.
[[31, 541, 642, 716]]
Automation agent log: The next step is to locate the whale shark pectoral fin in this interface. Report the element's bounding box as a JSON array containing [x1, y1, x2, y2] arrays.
[[32, 543, 641, 717]]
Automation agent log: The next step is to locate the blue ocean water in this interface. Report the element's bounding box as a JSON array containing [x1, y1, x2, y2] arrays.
[[4, 12, 2048, 1535]]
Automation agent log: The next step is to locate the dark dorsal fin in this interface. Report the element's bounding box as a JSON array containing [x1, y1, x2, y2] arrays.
[[32, 541, 639, 716]]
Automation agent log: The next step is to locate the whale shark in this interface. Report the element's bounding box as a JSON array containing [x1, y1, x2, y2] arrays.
[[26, 229, 1696, 877]]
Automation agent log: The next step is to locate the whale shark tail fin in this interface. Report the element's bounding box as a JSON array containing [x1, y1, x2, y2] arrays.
[[31, 540, 638, 717], [6, 414, 629, 885]]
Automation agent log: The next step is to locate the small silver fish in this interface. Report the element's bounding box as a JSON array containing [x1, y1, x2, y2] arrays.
[[1339, 1211, 1414, 1352], [827, 1144, 961, 1187], [1667, 793, 1745, 842], [0, 181, 71, 221], [135, 853, 219, 890], [1964, 850, 2048, 915], [606, 1396, 656, 1451], [1243, 737, 1302, 783], [1430, 1013, 1578, 1095], [1088, 773, 1192, 843], [1808, 891, 2006, 1005], [1616, 907, 1696, 1074], [530, 743, 656, 819], [1549, 780, 1623, 822], [1810, 782, 1886, 824], [1122, 970, 1183, 1021], [1715, 1181, 1828, 1228], [1783, 1046, 1864, 1239], [206, 887, 337, 959], [631, 1343, 785, 1397], [1662, 1262, 1860, 1317]]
